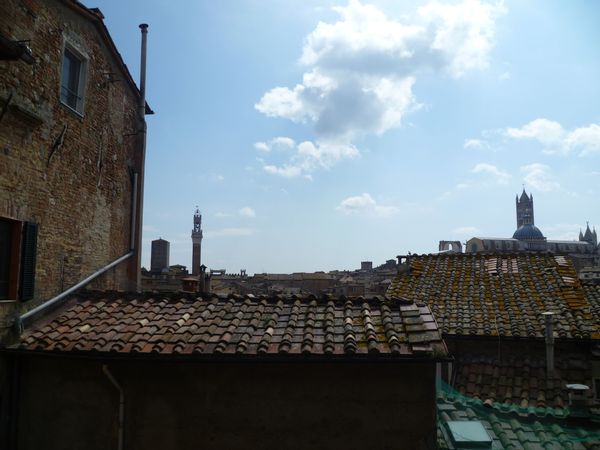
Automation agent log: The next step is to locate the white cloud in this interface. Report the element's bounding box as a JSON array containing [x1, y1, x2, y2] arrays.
[[463, 138, 490, 150], [239, 207, 256, 218], [505, 119, 600, 156], [254, 137, 296, 152], [471, 163, 511, 184], [453, 226, 479, 235], [205, 228, 256, 238], [520, 163, 560, 192], [418, 0, 505, 77], [256, 0, 505, 176], [336, 193, 398, 217], [254, 142, 270, 152], [263, 164, 303, 178], [263, 140, 359, 178]]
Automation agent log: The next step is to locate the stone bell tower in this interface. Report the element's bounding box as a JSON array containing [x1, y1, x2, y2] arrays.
[[516, 189, 535, 228], [191, 207, 203, 276]]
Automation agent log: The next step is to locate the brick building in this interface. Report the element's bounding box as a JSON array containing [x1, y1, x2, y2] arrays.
[[0, 0, 150, 335]]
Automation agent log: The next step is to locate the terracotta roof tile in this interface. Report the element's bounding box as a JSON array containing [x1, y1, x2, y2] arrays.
[[453, 355, 594, 415], [387, 254, 599, 339], [17, 292, 446, 359]]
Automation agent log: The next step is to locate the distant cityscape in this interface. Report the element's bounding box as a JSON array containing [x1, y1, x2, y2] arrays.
[[142, 189, 600, 295]]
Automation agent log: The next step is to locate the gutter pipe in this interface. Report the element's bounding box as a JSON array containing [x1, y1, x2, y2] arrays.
[[102, 365, 125, 450], [129, 172, 138, 250], [16, 251, 133, 333]]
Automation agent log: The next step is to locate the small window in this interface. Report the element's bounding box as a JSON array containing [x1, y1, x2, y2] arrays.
[[60, 46, 87, 114]]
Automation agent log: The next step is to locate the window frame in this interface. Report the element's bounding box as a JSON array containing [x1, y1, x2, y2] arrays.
[[59, 42, 88, 116], [0, 217, 38, 302], [0, 218, 22, 300]]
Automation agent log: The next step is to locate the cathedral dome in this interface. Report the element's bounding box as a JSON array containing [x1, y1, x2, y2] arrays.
[[513, 224, 545, 241]]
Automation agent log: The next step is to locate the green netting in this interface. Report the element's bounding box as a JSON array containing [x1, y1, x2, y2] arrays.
[[437, 380, 600, 448]]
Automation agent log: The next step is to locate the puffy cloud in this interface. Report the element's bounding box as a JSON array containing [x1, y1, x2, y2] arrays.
[[418, 0, 505, 77], [256, 0, 505, 176], [520, 163, 560, 192], [471, 163, 511, 184], [505, 119, 600, 155], [263, 139, 359, 178], [254, 137, 296, 152], [239, 207, 256, 218], [506, 118, 565, 148], [463, 138, 490, 150], [336, 193, 398, 217]]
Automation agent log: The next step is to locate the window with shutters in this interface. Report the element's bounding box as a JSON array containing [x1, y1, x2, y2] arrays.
[[0, 218, 37, 301]]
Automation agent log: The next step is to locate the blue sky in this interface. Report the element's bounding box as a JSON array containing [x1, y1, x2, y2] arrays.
[[87, 0, 600, 274]]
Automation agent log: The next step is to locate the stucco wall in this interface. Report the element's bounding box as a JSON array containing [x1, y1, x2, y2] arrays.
[[12, 356, 437, 450], [0, 0, 141, 323]]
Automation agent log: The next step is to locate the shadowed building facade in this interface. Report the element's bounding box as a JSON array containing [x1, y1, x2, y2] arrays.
[[150, 238, 170, 273]]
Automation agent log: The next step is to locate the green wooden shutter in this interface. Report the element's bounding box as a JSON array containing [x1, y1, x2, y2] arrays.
[[19, 222, 38, 301]]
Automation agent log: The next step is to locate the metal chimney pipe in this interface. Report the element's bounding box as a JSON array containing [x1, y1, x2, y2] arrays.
[[139, 24, 148, 115], [130, 23, 149, 292], [542, 311, 554, 377]]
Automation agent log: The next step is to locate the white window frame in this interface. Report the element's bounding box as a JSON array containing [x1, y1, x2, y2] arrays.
[[59, 42, 88, 115]]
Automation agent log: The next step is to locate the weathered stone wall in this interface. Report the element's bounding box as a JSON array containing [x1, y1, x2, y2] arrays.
[[10, 356, 437, 450], [0, 0, 142, 324]]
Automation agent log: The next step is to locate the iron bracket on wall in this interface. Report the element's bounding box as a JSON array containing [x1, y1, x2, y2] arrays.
[[47, 124, 67, 166]]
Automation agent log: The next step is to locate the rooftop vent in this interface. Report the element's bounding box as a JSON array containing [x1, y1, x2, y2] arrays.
[[567, 383, 590, 418], [446, 421, 492, 449]]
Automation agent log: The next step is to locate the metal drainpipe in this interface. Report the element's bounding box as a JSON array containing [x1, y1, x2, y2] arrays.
[[129, 172, 138, 250], [542, 311, 554, 377], [102, 365, 124, 450]]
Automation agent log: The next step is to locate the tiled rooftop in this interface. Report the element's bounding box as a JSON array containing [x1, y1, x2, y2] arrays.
[[454, 355, 595, 417], [18, 292, 447, 358], [583, 282, 600, 327], [387, 254, 599, 339]]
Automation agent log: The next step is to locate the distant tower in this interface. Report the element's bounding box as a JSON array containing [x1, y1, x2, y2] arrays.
[[516, 189, 535, 228], [191, 207, 203, 276], [580, 222, 598, 246], [150, 238, 170, 273]]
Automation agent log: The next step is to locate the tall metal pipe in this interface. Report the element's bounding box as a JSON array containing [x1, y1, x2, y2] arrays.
[[138, 24, 148, 117], [542, 311, 554, 377], [131, 23, 149, 291]]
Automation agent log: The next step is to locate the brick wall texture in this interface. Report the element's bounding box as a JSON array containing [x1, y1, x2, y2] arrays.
[[0, 0, 143, 323]]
